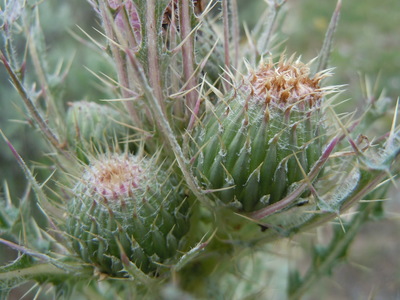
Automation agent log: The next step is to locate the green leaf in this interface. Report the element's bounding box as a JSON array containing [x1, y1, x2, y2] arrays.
[[0, 254, 34, 273], [0, 255, 36, 294]]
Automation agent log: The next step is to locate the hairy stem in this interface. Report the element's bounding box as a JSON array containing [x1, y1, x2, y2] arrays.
[[24, 8, 61, 124], [146, 0, 166, 115], [251, 135, 341, 220], [180, 0, 198, 111], [222, 0, 231, 90], [0, 52, 67, 155], [230, 0, 240, 71], [126, 50, 211, 207], [314, 0, 342, 74], [98, 0, 141, 126], [256, 0, 285, 56]]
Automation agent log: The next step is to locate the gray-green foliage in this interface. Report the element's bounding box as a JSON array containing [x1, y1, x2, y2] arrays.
[[0, 0, 399, 299]]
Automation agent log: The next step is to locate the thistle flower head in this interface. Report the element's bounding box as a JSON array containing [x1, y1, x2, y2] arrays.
[[66, 153, 190, 277], [86, 154, 145, 201], [193, 56, 331, 213]]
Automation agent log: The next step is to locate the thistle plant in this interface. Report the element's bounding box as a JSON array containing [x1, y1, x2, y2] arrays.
[[0, 0, 399, 299]]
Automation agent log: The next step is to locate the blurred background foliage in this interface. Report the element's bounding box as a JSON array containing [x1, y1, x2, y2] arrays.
[[0, 0, 399, 299], [0, 0, 102, 197]]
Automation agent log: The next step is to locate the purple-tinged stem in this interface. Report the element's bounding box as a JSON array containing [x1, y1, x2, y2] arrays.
[[125, 49, 211, 208], [230, 0, 240, 71], [222, 0, 231, 90], [0, 237, 76, 274], [146, 0, 166, 114], [188, 92, 202, 131], [0, 238, 52, 262], [0, 51, 70, 158], [180, 0, 198, 111], [98, 0, 141, 125], [0, 130, 64, 217], [250, 136, 340, 220], [116, 0, 139, 49], [250, 119, 364, 220]]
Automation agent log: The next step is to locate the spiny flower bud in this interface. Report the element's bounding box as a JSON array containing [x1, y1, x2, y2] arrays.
[[108, 0, 141, 43], [66, 101, 130, 161], [66, 153, 190, 277], [106, 0, 205, 41], [193, 56, 333, 212]]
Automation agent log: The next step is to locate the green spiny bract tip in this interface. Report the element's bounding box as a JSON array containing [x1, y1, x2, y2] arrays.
[[66, 153, 190, 277]]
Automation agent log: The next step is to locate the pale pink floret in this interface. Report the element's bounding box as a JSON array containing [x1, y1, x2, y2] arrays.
[[85, 154, 144, 202]]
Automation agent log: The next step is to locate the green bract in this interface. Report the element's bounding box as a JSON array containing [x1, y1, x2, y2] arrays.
[[66, 101, 130, 161], [66, 153, 190, 277]]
